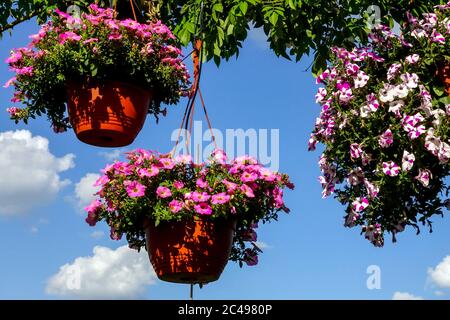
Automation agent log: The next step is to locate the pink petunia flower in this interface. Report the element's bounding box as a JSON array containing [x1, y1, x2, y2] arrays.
[[194, 202, 212, 215], [94, 175, 109, 187], [259, 168, 277, 182], [59, 31, 82, 44], [6, 107, 21, 117], [192, 191, 211, 202], [212, 149, 227, 164], [3, 77, 16, 88], [124, 180, 146, 197], [382, 161, 400, 176], [211, 192, 230, 205], [240, 184, 255, 198], [108, 33, 122, 40], [169, 200, 183, 213], [175, 154, 192, 164], [196, 178, 208, 188], [156, 186, 172, 198], [173, 181, 184, 190], [159, 158, 175, 169], [222, 179, 238, 193], [241, 171, 258, 183]]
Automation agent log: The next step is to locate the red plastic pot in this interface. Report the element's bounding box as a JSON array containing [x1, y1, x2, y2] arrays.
[[437, 63, 450, 96], [144, 218, 236, 284], [67, 81, 152, 147]]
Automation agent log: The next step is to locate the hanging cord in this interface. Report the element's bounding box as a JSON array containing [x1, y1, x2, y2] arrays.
[[171, 1, 217, 155], [129, 0, 138, 21]]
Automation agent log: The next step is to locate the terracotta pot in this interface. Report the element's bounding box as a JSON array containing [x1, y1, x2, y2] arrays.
[[144, 218, 236, 284], [437, 62, 450, 96], [67, 81, 152, 147]]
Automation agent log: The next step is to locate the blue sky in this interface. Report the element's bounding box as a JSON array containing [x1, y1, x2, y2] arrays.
[[0, 19, 450, 300]]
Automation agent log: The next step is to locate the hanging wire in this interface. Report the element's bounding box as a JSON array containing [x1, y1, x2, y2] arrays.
[[172, 1, 218, 156]]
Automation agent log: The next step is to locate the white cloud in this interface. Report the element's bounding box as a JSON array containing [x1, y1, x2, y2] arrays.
[[434, 290, 446, 297], [428, 256, 450, 288], [46, 245, 156, 299], [30, 226, 39, 233], [392, 292, 424, 300], [74, 173, 100, 210], [90, 230, 105, 239], [254, 241, 272, 250], [0, 130, 75, 215], [98, 149, 123, 161]]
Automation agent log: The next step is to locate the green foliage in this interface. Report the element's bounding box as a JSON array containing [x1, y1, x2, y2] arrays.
[[1, 1, 447, 73]]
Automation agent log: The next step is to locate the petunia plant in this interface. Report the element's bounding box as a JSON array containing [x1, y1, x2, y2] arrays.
[[4, 4, 190, 132], [309, 4, 450, 247], [85, 149, 294, 266]]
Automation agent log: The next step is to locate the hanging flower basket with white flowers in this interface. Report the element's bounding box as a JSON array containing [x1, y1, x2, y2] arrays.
[[85, 149, 294, 283], [309, 4, 450, 247], [4, 4, 190, 147]]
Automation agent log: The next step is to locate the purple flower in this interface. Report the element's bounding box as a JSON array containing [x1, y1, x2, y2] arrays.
[[405, 54, 420, 64], [378, 129, 394, 148], [352, 197, 369, 212], [350, 143, 363, 159], [402, 151, 415, 171], [382, 161, 400, 176], [156, 186, 172, 198], [243, 249, 258, 266], [415, 169, 432, 187]]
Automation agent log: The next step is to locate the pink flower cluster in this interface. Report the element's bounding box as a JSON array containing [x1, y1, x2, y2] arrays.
[[4, 4, 190, 118], [85, 149, 294, 265]]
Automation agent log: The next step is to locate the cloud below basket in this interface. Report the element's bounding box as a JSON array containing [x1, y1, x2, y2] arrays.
[[46, 245, 156, 299]]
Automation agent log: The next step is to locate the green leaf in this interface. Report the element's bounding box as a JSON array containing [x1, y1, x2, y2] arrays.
[[213, 3, 223, 13], [239, 2, 248, 15], [432, 86, 445, 97], [269, 11, 278, 26]]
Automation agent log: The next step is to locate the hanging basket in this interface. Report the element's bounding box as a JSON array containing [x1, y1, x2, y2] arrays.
[[67, 81, 152, 148], [437, 62, 450, 96], [144, 217, 236, 284]]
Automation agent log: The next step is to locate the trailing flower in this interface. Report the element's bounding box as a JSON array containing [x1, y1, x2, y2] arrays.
[[4, 4, 190, 131], [309, 4, 450, 247], [85, 149, 294, 267]]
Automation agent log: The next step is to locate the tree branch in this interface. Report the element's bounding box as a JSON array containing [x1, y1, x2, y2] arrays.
[[0, 8, 45, 35]]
